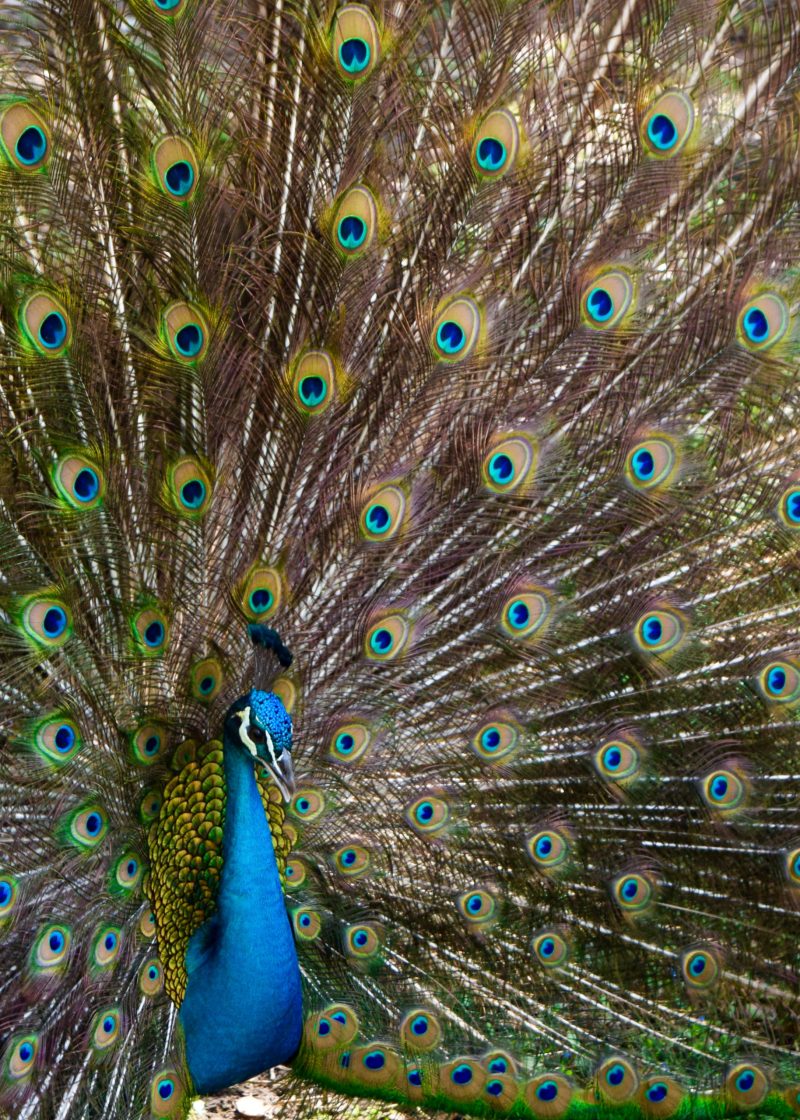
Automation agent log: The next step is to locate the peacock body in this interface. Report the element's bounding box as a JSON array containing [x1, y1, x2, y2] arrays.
[[1, 0, 800, 1118]]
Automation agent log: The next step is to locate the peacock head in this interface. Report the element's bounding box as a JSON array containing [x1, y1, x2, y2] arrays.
[[225, 689, 295, 801]]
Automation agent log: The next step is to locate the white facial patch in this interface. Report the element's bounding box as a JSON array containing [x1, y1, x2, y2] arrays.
[[237, 705, 258, 758]]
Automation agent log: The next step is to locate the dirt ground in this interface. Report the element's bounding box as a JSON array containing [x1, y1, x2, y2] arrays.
[[198, 1071, 283, 1118]]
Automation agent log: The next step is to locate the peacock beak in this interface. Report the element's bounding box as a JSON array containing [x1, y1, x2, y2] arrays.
[[263, 750, 295, 803]]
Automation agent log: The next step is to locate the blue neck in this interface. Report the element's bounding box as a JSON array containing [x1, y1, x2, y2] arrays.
[[178, 731, 303, 1094]]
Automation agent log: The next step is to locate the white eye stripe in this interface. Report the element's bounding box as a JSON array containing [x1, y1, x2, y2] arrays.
[[237, 705, 258, 757]]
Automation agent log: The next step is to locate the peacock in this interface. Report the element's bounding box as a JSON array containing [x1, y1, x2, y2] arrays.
[[1, 0, 800, 1117]]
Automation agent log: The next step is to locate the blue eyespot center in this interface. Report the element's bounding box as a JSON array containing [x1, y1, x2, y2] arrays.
[[144, 620, 165, 647], [477, 136, 506, 171], [537, 1081, 558, 1102], [487, 1079, 504, 1096], [39, 311, 67, 349], [103, 1016, 115, 1033], [411, 1016, 428, 1035], [148, 966, 158, 979], [604, 747, 622, 770], [647, 113, 677, 150], [710, 776, 728, 800], [157, 1079, 174, 1100], [145, 734, 160, 755], [767, 666, 786, 694], [354, 930, 368, 947], [736, 1070, 755, 1093], [342, 849, 356, 865], [642, 615, 662, 645], [104, 933, 117, 950], [540, 937, 555, 957], [508, 599, 530, 629], [165, 160, 194, 196], [408, 1069, 422, 1086], [43, 605, 67, 637], [54, 724, 75, 752], [126, 860, 137, 876], [175, 323, 203, 357], [0, 881, 11, 905], [647, 1082, 668, 1102], [337, 215, 367, 250], [743, 307, 768, 342], [180, 479, 206, 508], [249, 588, 274, 613], [299, 375, 326, 406], [452, 1063, 473, 1085], [49, 930, 64, 952], [587, 287, 613, 322], [622, 878, 638, 900], [436, 320, 465, 354], [536, 836, 553, 857], [73, 467, 99, 501], [607, 1064, 625, 1086], [416, 802, 434, 822], [689, 953, 706, 976], [299, 914, 311, 927], [632, 448, 654, 480], [364, 1050, 385, 1070], [337, 733, 355, 752], [86, 812, 102, 835], [489, 1059, 508, 1073], [339, 37, 370, 74], [19, 1042, 33, 1062], [199, 675, 215, 694], [16, 125, 47, 165], [365, 503, 390, 532], [467, 894, 482, 913], [318, 1018, 331, 1035], [785, 490, 800, 523], [488, 452, 513, 483], [481, 727, 501, 750], [370, 627, 392, 652]]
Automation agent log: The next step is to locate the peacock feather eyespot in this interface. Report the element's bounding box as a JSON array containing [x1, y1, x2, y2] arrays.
[[131, 605, 169, 657], [333, 844, 371, 877], [89, 1007, 122, 1053], [1, 102, 50, 172], [149, 1069, 186, 1118], [139, 909, 156, 938], [611, 870, 657, 917], [189, 657, 223, 702], [472, 109, 520, 179], [292, 907, 322, 941], [19, 291, 72, 356], [161, 300, 209, 363], [64, 803, 108, 849], [581, 269, 635, 330], [163, 456, 213, 519], [596, 1057, 639, 1103], [0, 873, 18, 920], [405, 794, 450, 835], [785, 847, 800, 888], [329, 720, 372, 764], [91, 925, 122, 971], [432, 294, 482, 361], [639, 1076, 684, 1118], [331, 4, 380, 81], [148, 0, 188, 16], [31, 922, 72, 972], [699, 766, 748, 814], [471, 715, 521, 763], [756, 658, 800, 707], [633, 606, 688, 657], [306, 1003, 360, 1051], [482, 433, 537, 495], [131, 723, 167, 766], [681, 944, 722, 990], [19, 592, 73, 648], [3, 1033, 39, 1081], [439, 1058, 487, 1102], [239, 564, 283, 621], [109, 850, 144, 896], [399, 1009, 441, 1052], [52, 453, 105, 510], [778, 483, 800, 530], [332, 185, 378, 258], [152, 136, 198, 201], [271, 675, 298, 715], [139, 957, 163, 996], [724, 1064, 768, 1109], [33, 714, 82, 765], [624, 436, 680, 492], [349, 1044, 401, 1087], [500, 587, 553, 643], [284, 857, 308, 889], [140, 789, 162, 824], [641, 91, 695, 158], [523, 1074, 573, 1118], [359, 484, 407, 542], [344, 922, 382, 960], [289, 787, 326, 823], [290, 349, 337, 415], [594, 731, 643, 785], [364, 612, 412, 661], [737, 292, 789, 352], [531, 928, 570, 969], [457, 887, 497, 927], [526, 827, 571, 873]]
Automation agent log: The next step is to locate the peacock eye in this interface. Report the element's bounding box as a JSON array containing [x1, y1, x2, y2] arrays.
[[248, 725, 266, 743], [331, 5, 381, 81]]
